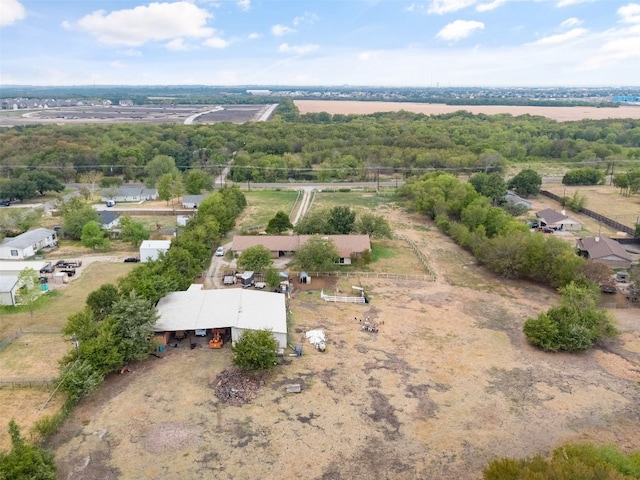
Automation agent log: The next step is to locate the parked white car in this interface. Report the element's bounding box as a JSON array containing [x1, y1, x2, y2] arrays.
[[215, 246, 225, 257]]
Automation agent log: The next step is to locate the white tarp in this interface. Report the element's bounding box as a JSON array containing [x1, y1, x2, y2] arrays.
[[306, 330, 326, 346]]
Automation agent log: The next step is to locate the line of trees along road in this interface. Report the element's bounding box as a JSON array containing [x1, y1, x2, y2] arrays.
[[1, 102, 639, 188]]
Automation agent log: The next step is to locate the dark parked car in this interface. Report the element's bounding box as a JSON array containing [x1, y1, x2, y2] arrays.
[[538, 226, 555, 233], [123, 257, 140, 263], [0, 200, 10, 207]]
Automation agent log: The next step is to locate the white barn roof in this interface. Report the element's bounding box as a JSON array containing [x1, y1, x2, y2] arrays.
[[154, 288, 287, 335]]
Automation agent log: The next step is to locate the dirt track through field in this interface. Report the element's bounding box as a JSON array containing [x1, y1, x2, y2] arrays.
[[49, 211, 640, 480]]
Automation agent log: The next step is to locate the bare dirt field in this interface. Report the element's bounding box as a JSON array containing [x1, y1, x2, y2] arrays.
[[48, 210, 640, 480], [295, 100, 640, 122]]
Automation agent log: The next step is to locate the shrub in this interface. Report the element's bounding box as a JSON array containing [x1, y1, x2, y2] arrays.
[[232, 329, 278, 371]]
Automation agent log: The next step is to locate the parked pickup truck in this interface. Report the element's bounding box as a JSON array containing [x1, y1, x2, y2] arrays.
[[56, 259, 82, 268]]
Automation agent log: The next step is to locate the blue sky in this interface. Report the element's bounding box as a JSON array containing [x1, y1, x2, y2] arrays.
[[1, 0, 639, 86]]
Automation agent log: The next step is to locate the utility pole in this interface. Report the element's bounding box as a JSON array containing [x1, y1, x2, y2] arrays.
[[377, 167, 380, 192]]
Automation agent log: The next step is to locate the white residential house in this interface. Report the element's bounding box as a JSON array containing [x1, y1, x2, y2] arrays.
[[101, 185, 158, 203], [0, 229, 58, 260], [139, 240, 171, 262], [97, 211, 121, 230], [181, 194, 208, 209]]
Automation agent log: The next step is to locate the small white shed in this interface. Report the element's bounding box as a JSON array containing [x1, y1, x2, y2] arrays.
[[139, 240, 171, 262]]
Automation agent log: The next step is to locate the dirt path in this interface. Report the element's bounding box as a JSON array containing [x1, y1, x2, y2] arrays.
[[291, 187, 313, 225], [49, 211, 640, 480]]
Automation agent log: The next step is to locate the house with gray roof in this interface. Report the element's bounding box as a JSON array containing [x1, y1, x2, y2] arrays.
[[0, 228, 57, 260], [101, 185, 158, 202], [98, 211, 121, 229], [536, 208, 581, 231], [181, 194, 208, 209], [576, 236, 633, 269]]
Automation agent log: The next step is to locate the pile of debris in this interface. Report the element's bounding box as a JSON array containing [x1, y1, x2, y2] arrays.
[[213, 369, 265, 406]]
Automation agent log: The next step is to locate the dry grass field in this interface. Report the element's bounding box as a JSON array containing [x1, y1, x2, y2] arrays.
[[294, 100, 640, 121], [47, 209, 640, 480]]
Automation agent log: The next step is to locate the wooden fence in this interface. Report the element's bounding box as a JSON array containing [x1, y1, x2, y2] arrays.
[[290, 271, 435, 282], [0, 377, 55, 388], [396, 235, 437, 280], [320, 289, 366, 304], [0, 327, 63, 353]]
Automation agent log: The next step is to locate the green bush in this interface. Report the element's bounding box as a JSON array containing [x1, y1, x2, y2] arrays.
[[232, 329, 278, 371]]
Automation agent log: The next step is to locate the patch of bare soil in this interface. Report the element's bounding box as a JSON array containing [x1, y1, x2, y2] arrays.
[[49, 210, 640, 480]]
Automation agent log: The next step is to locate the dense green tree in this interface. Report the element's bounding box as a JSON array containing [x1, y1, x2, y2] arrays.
[[232, 329, 278, 371], [266, 211, 293, 234], [524, 281, 617, 352], [293, 235, 339, 271], [562, 167, 605, 185], [0, 420, 57, 480], [483, 442, 640, 480], [6, 209, 42, 234], [157, 172, 184, 208], [237, 245, 273, 272], [265, 267, 282, 289], [508, 169, 542, 197], [469, 172, 507, 205], [85, 284, 120, 321], [144, 155, 178, 188], [355, 212, 393, 238], [81, 220, 110, 250], [0, 176, 37, 201], [63, 308, 99, 342], [184, 169, 213, 194], [119, 215, 149, 246], [60, 198, 99, 239], [22, 171, 64, 195], [110, 291, 158, 362], [294, 209, 331, 234], [328, 206, 356, 234]]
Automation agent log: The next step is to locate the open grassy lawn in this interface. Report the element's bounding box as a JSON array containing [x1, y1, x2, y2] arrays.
[[310, 190, 400, 214], [0, 262, 136, 338], [236, 189, 299, 232], [0, 333, 69, 378]]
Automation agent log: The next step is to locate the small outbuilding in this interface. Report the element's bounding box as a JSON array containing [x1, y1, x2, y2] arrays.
[[139, 240, 172, 262]]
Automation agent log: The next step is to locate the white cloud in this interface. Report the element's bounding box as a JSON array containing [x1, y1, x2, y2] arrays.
[[476, 0, 507, 12], [247, 32, 261, 40], [531, 27, 587, 45], [560, 17, 582, 28], [237, 0, 250, 11], [358, 51, 380, 61], [203, 36, 229, 48], [293, 12, 319, 26], [271, 24, 295, 36], [110, 61, 126, 69], [278, 43, 318, 55], [556, 0, 593, 7], [618, 3, 640, 23], [118, 48, 143, 57], [428, 0, 477, 15], [75, 2, 214, 46], [436, 20, 484, 41], [166, 38, 189, 51], [0, 0, 26, 26]]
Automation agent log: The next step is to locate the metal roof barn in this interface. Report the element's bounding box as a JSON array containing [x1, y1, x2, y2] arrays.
[[154, 288, 287, 349]]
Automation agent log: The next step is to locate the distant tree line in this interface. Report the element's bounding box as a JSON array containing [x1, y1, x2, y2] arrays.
[[2, 106, 640, 188]]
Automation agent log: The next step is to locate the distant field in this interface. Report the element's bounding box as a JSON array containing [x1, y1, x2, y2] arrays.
[[295, 100, 640, 122]]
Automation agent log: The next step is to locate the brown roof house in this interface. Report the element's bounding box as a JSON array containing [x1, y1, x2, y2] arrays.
[[232, 235, 371, 265], [536, 208, 582, 231], [576, 236, 633, 269]]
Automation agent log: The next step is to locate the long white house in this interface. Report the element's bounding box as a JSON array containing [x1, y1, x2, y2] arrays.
[[0, 228, 57, 260]]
